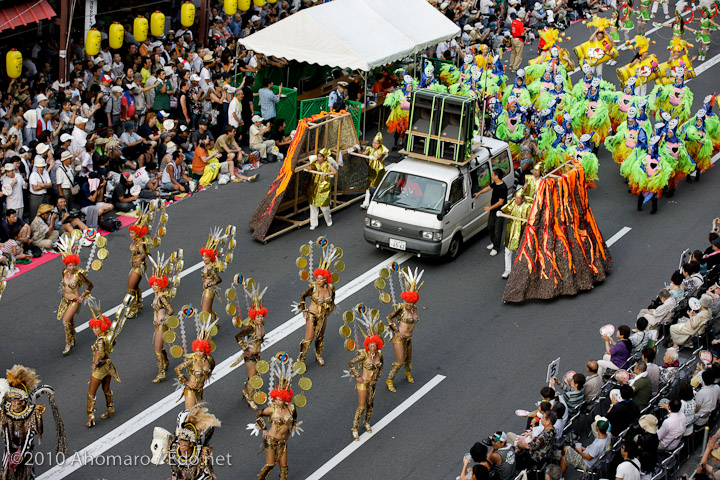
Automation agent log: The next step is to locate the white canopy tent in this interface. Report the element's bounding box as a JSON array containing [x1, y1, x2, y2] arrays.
[[239, 0, 460, 136]]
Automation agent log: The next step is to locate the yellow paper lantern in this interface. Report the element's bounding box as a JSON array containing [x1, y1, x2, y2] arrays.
[[86, 28, 101, 56], [133, 16, 148, 43], [253, 0, 265, 6], [181, 2, 195, 27], [224, 0, 238, 15], [6, 49, 22, 79], [108, 22, 124, 50], [268, 0, 277, 3], [150, 11, 165, 37], [238, 0, 251, 11]]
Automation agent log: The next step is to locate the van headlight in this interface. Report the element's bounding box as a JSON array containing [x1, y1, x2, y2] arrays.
[[420, 231, 442, 241], [365, 218, 382, 228]]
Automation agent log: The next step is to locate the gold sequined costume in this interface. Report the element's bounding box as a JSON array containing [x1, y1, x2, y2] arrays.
[[298, 283, 336, 364], [175, 354, 215, 404]]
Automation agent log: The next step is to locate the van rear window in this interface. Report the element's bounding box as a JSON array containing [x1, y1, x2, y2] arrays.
[[491, 150, 511, 178]]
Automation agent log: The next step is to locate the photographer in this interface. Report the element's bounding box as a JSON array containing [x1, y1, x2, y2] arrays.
[[53, 196, 87, 234], [111, 172, 140, 212], [79, 172, 113, 229]]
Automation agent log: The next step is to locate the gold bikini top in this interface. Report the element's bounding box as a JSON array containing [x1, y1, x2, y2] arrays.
[[270, 406, 295, 428]]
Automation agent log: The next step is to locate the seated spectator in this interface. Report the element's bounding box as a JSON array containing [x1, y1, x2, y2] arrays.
[[682, 261, 704, 294], [630, 317, 656, 356], [249, 115, 277, 163], [698, 430, 720, 479], [641, 347, 660, 395], [119, 122, 147, 164], [694, 370, 720, 426], [657, 399, 685, 451], [619, 361, 652, 411], [459, 443, 493, 480], [705, 238, 720, 271], [615, 440, 642, 480], [660, 348, 680, 385], [161, 150, 192, 192], [667, 271, 686, 302], [598, 325, 632, 376], [635, 415, 660, 474], [560, 418, 610, 474], [138, 112, 160, 145], [0, 209, 30, 244], [132, 162, 161, 197], [551, 373, 585, 414], [678, 382, 696, 437], [79, 172, 114, 229], [545, 464, 561, 480], [270, 119, 292, 156], [215, 125, 246, 167], [638, 289, 677, 329], [30, 204, 59, 251], [52, 196, 87, 234], [512, 410, 558, 470], [584, 361, 602, 402], [486, 432, 516, 480], [190, 133, 254, 183], [607, 385, 640, 436], [111, 172, 140, 212], [1, 229, 33, 264], [670, 294, 713, 347]]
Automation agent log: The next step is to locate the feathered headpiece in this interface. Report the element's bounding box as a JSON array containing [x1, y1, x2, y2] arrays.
[[400, 267, 424, 304], [4, 365, 39, 400], [175, 403, 221, 444], [628, 35, 653, 54], [86, 296, 112, 332], [584, 16, 611, 31], [539, 28, 565, 49], [200, 225, 236, 270], [340, 303, 389, 353], [295, 236, 344, 285], [148, 250, 184, 293], [243, 278, 268, 320], [57, 230, 108, 271], [668, 37, 693, 53], [248, 351, 312, 410], [130, 199, 167, 242]]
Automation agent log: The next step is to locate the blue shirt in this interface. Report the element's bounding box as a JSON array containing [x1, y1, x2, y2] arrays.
[[258, 87, 280, 120]]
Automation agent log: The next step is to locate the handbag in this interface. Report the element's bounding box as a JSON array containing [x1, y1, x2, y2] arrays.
[[60, 164, 80, 196]]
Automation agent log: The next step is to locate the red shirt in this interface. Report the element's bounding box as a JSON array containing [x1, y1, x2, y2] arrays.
[[511, 19, 525, 39]]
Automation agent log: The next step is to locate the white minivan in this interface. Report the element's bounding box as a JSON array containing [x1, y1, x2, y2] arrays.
[[363, 136, 513, 259]]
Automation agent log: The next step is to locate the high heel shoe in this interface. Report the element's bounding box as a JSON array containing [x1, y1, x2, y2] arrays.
[[86, 394, 96, 428], [62, 343, 73, 355], [86, 413, 95, 428], [100, 392, 114, 419]]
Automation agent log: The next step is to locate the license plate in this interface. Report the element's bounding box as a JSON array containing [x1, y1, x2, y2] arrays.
[[389, 239, 406, 251]]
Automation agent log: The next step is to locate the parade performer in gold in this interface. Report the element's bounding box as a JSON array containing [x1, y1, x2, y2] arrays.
[[361, 133, 389, 209], [175, 313, 218, 410], [305, 148, 338, 231], [233, 278, 268, 410], [499, 191, 532, 279]]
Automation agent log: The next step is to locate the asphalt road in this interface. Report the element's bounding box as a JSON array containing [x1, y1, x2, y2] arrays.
[[2, 11, 720, 480]]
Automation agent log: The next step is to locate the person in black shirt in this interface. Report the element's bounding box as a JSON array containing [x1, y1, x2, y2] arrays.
[[475, 168, 508, 256]]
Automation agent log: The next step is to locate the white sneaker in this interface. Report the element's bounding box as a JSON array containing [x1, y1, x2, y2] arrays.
[[490, 249, 498, 256], [309, 225, 316, 231], [360, 203, 369, 210], [486, 244, 494, 250], [326, 222, 333, 227], [502, 271, 510, 279]]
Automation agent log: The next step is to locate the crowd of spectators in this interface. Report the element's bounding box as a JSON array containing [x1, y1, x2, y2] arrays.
[[0, 0, 335, 268], [456, 218, 720, 480]]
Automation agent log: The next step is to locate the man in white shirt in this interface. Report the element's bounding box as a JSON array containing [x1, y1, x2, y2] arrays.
[[615, 441, 641, 480], [228, 89, 244, 129], [436, 38, 459, 59], [695, 370, 720, 425], [2, 163, 26, 218], [638, 289, 676, 328], [200, 55, 213, 92], [248, 116, 277, 163], [657, 400, 686, 450], [71, 117, 90, 156]]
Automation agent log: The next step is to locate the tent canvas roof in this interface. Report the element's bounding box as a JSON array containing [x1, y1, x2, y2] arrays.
[[239, 0, 460, 71]]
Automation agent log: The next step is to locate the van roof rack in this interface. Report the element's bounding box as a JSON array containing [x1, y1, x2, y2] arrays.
[[399, 149, 475, 167]]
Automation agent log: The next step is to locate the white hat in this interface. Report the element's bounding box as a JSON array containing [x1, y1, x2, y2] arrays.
[[35, 144, 50, 155], [164, 66, 174, 76], [60, 133, 73, 143], [111, 86, 123, 93], [75, 116, 89, 125], [166, 141, 177, 154], [61, 151, 73, 162], [102, 65, 112, 73], [158, 110, 169, 118], [163, 119, 175, 131], [463, 24, 473, 31], [94, 56, 104, 63], [252, 115, 263, 123], [34, 155, 48, 167], [180, 125, 187, 132], [190, 74, 201, 82], [4, 163, 14, 171], [251, 15, 261, 22], [36, 93, 48, 102]]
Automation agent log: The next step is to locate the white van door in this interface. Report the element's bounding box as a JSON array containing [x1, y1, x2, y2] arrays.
[[441, 176, 470, 239], [466, 160, 492, 237]]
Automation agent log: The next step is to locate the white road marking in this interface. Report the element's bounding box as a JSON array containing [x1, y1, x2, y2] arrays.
[[711, 152, 720, 165], [38, 252, 412, 480], [606, 226, 632, 247], [692, 53, 720, 77], [304, 375, 446, 480]]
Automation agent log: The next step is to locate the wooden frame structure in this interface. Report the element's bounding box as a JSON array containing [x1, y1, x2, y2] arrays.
[[250, 112, 369, 243]]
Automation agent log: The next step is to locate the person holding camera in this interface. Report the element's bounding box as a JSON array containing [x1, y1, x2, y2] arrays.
[[30, 204, 60, 252], [53, 196, 88, 234], [79, 172, 114, 229]]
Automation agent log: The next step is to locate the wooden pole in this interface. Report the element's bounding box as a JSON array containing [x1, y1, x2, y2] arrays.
[[198, 0, 209, 48], [58, 0, 69, 85]]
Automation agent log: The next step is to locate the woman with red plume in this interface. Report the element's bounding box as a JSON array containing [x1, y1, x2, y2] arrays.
[[255, 386, 297, 480], [199, 247, 221, 322], [297, 268, 335, 366], [385, 268, 424, 393], [235, 279, 268, 410], [175, 337, 215, 410], [86, 300, 121, 428], [126, 223, 149, 318], [56, 235, 93, 355], [349, 334, 384, 440]]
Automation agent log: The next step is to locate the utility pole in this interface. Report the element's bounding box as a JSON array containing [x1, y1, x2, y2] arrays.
[[198, 0, 209, 47], [58, 0, 69, 84]]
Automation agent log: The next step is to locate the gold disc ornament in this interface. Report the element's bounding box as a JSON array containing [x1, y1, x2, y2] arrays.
[[226, 303, 236, 316], [249, 375, 263, 389], [294, 394, 307, 407], [335, 260, 345, 272], [256, 360, 270, 374], [225, 288, 236, 301], [170, 345, 184, 358], [299, 270, 309, 281], [298, 377, 312, 391], [163, 330, 177, 343], [97, 248, 109, 260], [91, 259, 103, 271], [299, 244, 311, 256], [339, 325, 351, 338], [379, 292, 391, 304], [293, 361, 307, 375], [158, 225, 166, 237], [166, 315, 179, 328], [374, 278, 385, 290], [379, 267, 390, 279], [331, 272, 339, 283], [296, 257, 307, 269], [344, 338, 356, 351], [253, 391, 268, 405], [199, 311, 211, 323], [343, 311, 354, 323]]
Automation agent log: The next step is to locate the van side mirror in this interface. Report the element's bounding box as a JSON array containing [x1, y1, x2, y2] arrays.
[[443, 201, 451, 214], [369, 186, 377, 195]]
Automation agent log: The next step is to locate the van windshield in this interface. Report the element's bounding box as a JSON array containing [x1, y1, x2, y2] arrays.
[[374, 171, 447, 214]]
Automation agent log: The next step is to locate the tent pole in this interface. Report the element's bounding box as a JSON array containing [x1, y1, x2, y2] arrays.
[[363, 71, 368, 141]]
